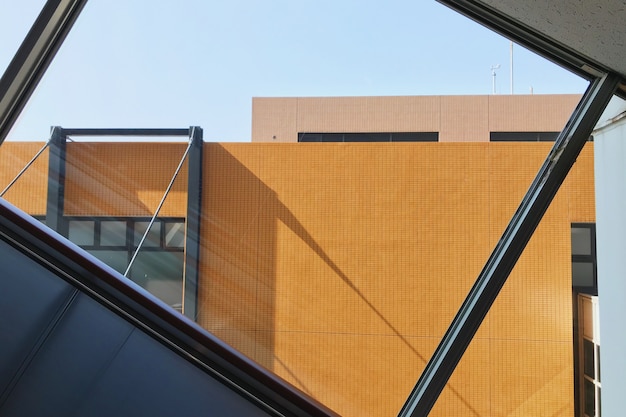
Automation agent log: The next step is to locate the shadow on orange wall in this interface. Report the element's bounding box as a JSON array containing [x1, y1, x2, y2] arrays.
[[197, 143, 485, 416]]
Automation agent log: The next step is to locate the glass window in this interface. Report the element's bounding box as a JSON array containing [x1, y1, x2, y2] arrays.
[[584, 379, 596, 417], [573, 262, 595, 287], [343, 133, 389, 142], [100, 220, 127, 246], [490, 132, 561, 141], [165, 221, 185, 248], [129, 251, 184, 308], [572, 227, 592, 255], [298, 132, 440, 142], [67, 217, 186, 309], [392, 132, 438, 142], [298, 133, 322, 142], [583, 339, 595, 378], [68, 220, 95, 246], [597, 345, 601, 382], [87, 250, 128, 275], [134, 221, 161, 247]]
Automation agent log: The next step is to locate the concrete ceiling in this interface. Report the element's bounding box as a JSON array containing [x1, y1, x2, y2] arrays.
[[439, 0, 626, 85]]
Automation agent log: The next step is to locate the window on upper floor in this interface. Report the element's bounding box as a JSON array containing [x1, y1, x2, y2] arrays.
[[298, 132, 439, 142], [490, 131, 561, 141]]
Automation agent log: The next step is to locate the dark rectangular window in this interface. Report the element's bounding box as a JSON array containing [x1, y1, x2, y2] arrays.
[[392, 132, 438, 142], [343, 133, 390, 142], [490, 131, 561, 142], [584, 379, 596, 417], [583, 339, 595, 378], [572, 223, 597, 295], [298, 132, 438, 142], [298, 133, 323, 142], [65, 217, 185, 311]]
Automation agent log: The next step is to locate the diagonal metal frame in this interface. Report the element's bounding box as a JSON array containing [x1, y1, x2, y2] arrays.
[[436, 0, 626, 98], [0, 2, 623, 416], [0, 0, 88, 145], [398, 73, 620, 417]]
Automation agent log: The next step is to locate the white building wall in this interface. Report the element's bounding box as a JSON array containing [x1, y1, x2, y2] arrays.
[[593, 97, 626, 416]]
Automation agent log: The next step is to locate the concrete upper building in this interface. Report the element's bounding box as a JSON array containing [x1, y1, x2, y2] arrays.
[[252, 94, 580, 143]]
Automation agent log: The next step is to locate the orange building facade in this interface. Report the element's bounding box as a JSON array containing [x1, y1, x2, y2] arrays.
[[0, 94, 593, 416]]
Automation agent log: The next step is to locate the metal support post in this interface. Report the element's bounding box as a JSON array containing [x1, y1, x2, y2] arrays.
[[183, 126, 203, 321], [398, 73, 620, 417], [46, 126, 67, 236]]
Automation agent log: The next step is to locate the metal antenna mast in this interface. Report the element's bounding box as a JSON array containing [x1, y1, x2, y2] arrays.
[[491, 64, 501, 94]]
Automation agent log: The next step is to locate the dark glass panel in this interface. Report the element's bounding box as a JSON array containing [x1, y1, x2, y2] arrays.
[[134, 221, 161, 247], [321, 133, 344, 142], [343, 133, 389, 142], [572, 262, 595, 287], [298, 133, 322, 142], [392, 132, 439, 142], [129, 251, 184, 309], [100, 220, 127, 246], [584, 379, 595, 416], [68, 220, 95, 246], [88, 250, 128, 275], [583, 339, 595, 378], [572, 227, 592, 255], [165, 221, 185, 248]]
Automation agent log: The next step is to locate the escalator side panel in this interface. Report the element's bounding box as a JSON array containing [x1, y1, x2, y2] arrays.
[[0, 255, 271, 417], [74, 328, 272, 417], [0, 238, 74, 398], [0, 282, 135, 416]]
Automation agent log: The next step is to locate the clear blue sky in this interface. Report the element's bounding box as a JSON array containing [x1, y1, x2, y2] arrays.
[[1, 1, 589, 142]]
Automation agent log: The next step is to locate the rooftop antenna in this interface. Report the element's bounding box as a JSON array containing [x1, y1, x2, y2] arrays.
[[491, 64, 501, 94]]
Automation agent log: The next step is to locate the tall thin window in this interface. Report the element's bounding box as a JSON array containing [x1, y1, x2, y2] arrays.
[[572, 223, 597, 295]]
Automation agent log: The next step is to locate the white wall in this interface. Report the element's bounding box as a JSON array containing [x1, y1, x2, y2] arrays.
[[593, 97, 626, 416]]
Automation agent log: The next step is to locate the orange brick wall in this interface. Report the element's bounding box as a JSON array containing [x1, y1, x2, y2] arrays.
[[251, 95, 581, 142], [64, 142, 188, 217], [1, 138, 593, 416], [0, 142, 49, 215], [197, 142, 594, 416]]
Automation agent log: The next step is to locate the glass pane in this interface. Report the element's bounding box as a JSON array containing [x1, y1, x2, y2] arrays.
[[392, 132, 439, 142], [572, 227, 592, 255], [100, 220, 127, 246], [343, 133, 389, 142], [584, 379, 596, 417], [583, 339, 595, 378], [321, 133, 345, 142], [87, 250, 128, 275], [298, 133, 322, 142], [597, 345, 601, 382], [165, 222, 185, 248], [134, 221, 161, 247], [68, 220, 95, 246], [573, 262, 595, 287], [129, 251, 183, 310]]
